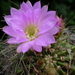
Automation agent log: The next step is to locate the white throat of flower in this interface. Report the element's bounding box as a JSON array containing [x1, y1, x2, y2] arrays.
[[25, 25, 39, 41]]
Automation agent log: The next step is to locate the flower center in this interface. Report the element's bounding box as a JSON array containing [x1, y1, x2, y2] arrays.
[[25, 25, 39, 41]]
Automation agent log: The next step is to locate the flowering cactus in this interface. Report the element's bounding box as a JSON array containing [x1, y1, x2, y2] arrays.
[[3, 1, 60, 53], [1, 1, 75, 75]]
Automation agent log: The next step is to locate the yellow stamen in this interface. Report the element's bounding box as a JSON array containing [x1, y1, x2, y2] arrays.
[[25, 25, 39, 41]]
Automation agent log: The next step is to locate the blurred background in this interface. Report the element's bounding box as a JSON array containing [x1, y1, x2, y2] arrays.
[[0, 0, 75, 39]]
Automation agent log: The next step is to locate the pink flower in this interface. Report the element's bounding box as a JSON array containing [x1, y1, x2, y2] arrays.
[[3, 1, 59, 53], [56, 16, 64, 33], [56, 16, 63, 27]]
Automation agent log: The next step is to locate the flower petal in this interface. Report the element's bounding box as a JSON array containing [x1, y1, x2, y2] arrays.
[[33, 1, 41, 9], [44, 11, 56, 18], [34, 9, 41, 25], [40, 5, 48, 17], [36, 33, 55, 46], [20, 2, 29, 12], [10, 12, 28, 30], [35, 36, 48, 46], [7, 37, 28, 44], [22, 43, 31, 53], [39, 17, 57, 34], [11, 10, 24, 22], [16, 44, 22, 53], [17, 42, 31, 53], [47, 35, 56, 44], [3, 26, 18, 37], [48, 26, 60, 35], [4, 15, 12, 26], [33, 44, 42, 52], [26, 1, 32, 8], [25, 9, 33, 24], [41, 11, 56, 23], [10, 7, 19, 15], [3, 26, 26, 38], [14, 29, 26, 38]]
